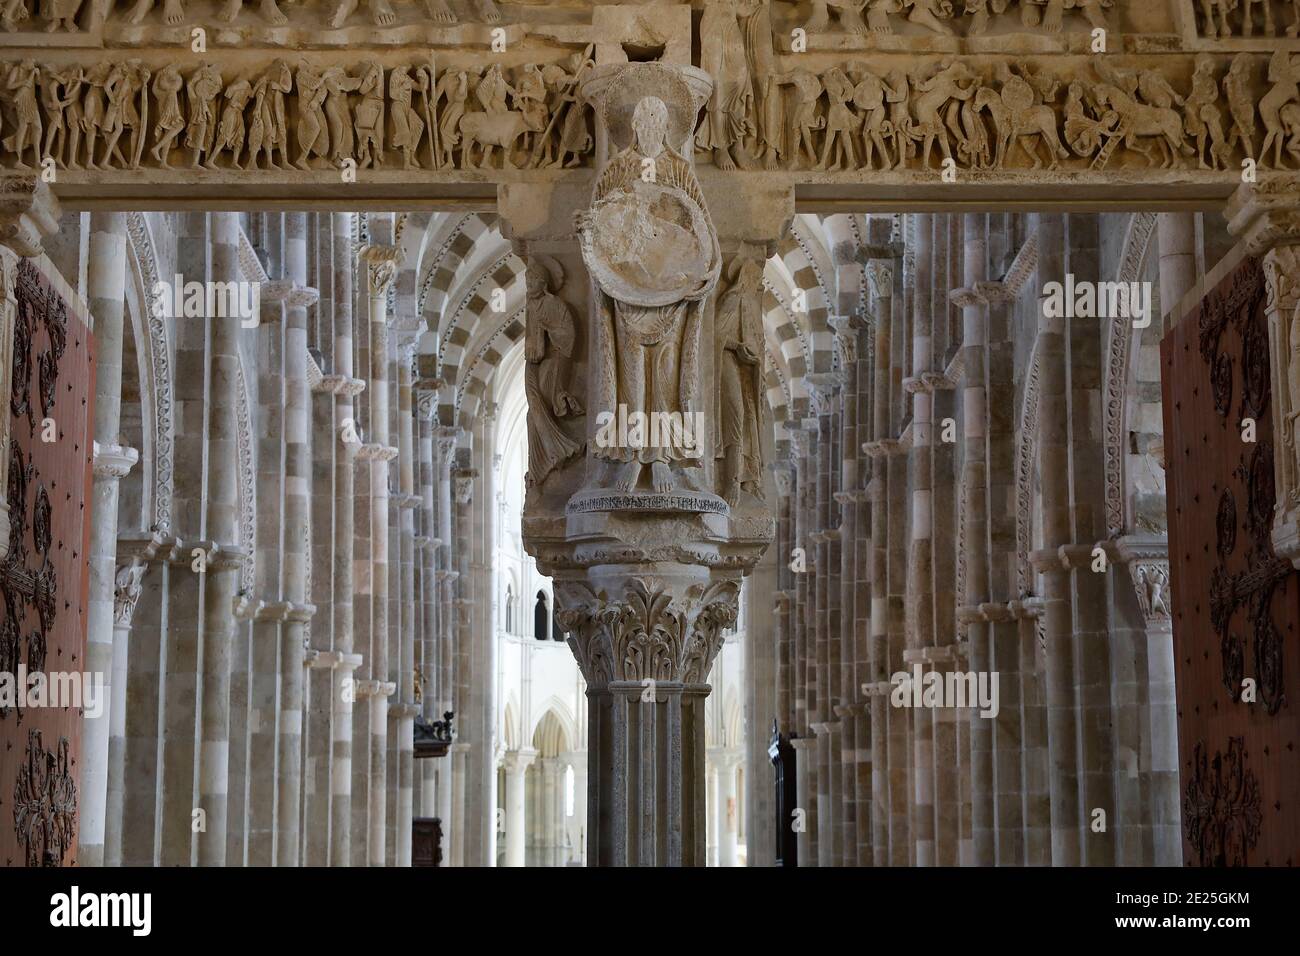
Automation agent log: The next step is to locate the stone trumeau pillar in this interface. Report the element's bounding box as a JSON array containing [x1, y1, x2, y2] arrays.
[[505, 19, 789, 865]]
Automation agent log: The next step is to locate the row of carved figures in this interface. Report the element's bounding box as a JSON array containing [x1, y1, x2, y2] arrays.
[[799, 0, 1112, 36], [0, 56, 594, 171], [0, 0, 502, 31], [701, 51, 1300, 172]]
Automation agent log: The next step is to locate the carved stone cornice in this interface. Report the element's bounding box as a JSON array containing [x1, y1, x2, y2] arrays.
[[1226, 177, 1300, 256], [0, 179, 60, 258]]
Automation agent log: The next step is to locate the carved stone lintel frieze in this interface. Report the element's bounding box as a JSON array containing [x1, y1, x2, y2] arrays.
[[0, 179, 61, 259]]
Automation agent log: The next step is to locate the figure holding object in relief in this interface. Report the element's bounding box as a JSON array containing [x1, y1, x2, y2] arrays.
[[579, 96, 721, 497]]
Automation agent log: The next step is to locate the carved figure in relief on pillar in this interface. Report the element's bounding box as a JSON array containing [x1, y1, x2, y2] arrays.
[[185, 63, 222, 170], [296, 63, 331, 170], [1223, 55, 1257, 161], [323, 66, 361, 166], [1259, 51, 1300, 170], [0, 0, 29, 31], [126, 0, 185, 27], [150, 64, 185, 167], [1289, 302, 1300, 460], [388, 65, 427, 170], [354, 61, 385, 168], [524, 257, 584, 490], [697, 0, 759, 171], [1186, 57, 1230, 171], [816, 68, 860, 171], [714, 258, 765, 508], [579, 97, 721, 496], [4, 61, 43, 170]]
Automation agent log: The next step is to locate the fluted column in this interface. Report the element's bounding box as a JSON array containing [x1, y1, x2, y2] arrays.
[[80, 212, 137, 867]]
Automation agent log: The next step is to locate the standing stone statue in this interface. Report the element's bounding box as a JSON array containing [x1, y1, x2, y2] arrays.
[[714, 257, 765, 507], [578, 96, 721, 496], [696, 0, 758, 170], [524, 257, 584, 490]]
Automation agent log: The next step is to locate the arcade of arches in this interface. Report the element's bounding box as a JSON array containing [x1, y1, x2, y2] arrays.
[[0, 0, 1299, 869]]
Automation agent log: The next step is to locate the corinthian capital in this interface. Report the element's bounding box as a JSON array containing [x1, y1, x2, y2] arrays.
[[554, 577, 739, 687]]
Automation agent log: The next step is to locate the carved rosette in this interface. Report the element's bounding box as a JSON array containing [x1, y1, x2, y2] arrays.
[[554, 578, 739, 688]]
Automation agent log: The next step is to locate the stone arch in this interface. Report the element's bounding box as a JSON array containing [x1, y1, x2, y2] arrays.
[[1102, 212, 1162, 538], [124, 212, 175, 536], [531, 705, 574, 759]]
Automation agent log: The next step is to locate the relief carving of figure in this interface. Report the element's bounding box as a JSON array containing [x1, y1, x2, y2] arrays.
[[1185, 56, 1230, 171], [126, 0, 185, 27], [816, 67, 860, 171], [212, 78, 254, 169], [524, 257, 584, 489], [804, 0, 870, 34], [534, 53, 593, 170], [714, 257, 766, 507], [80, 62, 110, 170], [217, 0, 287, 24], [323, 66, 361, 167], [185, 62, 222, 169], [1224, 55, 1257, 161], [780, 69, 824, 168], [697, 0, 759, 171], [37, 0, 82, 31], [909, 59, 978, 168], [353, 60, 385, 168], [296, 62, 331, 170], [579, 96, 722, 495], [1260, 50, 1300, 169], [388, 64, 427, 169], [149, 63, 185, 167], [5, 60, 44, 169], [432, 68, 468, 168]]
